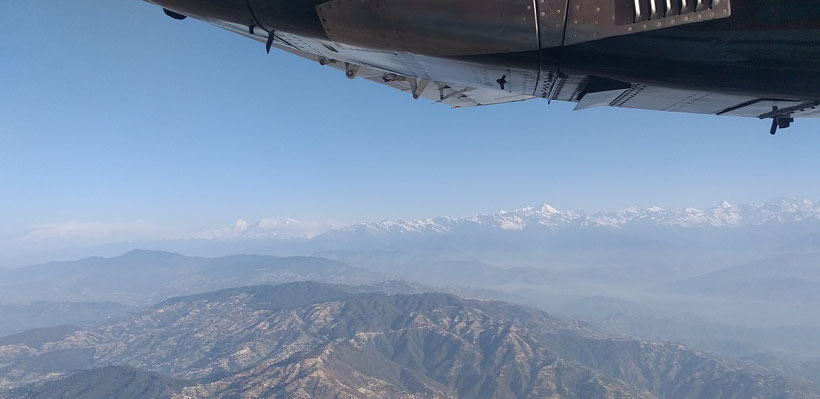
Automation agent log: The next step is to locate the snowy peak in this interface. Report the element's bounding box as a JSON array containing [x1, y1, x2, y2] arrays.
[[337, 217, 455, 235]]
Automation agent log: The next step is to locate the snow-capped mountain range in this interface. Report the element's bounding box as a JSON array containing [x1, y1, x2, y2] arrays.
[[360, 198, 819, 233], [205, 198, 820, 241]]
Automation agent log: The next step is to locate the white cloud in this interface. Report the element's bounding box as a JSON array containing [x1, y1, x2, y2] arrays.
[[21, 220, 167, 244], [192, 219, 251, 240], [192, 218, 335, 240], [15, 216, 337, 248]]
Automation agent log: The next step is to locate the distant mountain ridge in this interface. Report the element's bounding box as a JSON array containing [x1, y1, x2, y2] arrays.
[[0, 251, 379, 305]]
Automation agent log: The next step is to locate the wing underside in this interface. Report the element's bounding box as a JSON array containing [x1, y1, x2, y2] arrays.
[[208, 20, 534, 108], [207, 18, 820, 118], [558, 75, 820, 118]]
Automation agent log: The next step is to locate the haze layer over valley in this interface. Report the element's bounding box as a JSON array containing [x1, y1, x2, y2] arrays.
[[14, 199, 819, 329]]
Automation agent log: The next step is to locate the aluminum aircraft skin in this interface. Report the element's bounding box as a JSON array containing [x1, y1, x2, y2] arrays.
[[144, 0, 820, 133]]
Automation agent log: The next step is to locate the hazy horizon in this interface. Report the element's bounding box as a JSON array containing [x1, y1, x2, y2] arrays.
[[2, 196, 819, 268]]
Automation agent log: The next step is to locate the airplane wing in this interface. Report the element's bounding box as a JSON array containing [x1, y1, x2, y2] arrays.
[[208, 20, 534, 108], [196, 15, 820, 126]]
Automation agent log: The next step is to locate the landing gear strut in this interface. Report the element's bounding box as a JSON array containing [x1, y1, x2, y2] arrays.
[[760, 102, 819, 135], [770, 114, 794, 135]]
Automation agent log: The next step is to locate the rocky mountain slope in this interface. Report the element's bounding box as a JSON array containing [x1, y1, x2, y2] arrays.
[[1, 283, 816, 399]]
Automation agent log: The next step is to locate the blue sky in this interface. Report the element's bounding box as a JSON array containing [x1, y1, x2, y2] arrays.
[[2, 0, 820, 250]]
